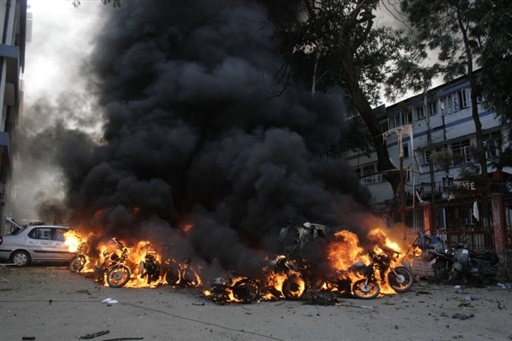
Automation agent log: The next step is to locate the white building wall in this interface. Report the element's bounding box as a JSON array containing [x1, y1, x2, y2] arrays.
[[344, 72, 510, 206]]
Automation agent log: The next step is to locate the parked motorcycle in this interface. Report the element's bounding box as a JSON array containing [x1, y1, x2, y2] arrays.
[[447, 240, 499, 284], [104, 238, 132, 288], [408, 230, 454, 283], [209, 271, 260, 304], [268, 254, 308, 300], [428, 245, 455, 283]]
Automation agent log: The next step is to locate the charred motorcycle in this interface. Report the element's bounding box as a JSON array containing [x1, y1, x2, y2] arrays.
[[209, 271, 260, 304], [268, 254, 308, 300], [447, 240, 499, 284], [138, 250, 161, 285]]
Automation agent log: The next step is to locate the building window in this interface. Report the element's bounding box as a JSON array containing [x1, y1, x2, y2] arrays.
[[414, 106, 424, 120], [356, 164, 382, 184], [402, 111, 412, 125], [428, 101, 438, 116], [451, 140, 471, 164], [380, 120, 389, 133], [459, 88, 471, 108], [443, 93, 459, 114], [393, 115, 400, 128], [402, 143, 409, 159]]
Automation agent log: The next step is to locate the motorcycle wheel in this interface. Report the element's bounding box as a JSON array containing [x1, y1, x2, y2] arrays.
[[69, 255, 86, 273], [182, 267, 201, 287], [165, 265, 180, 285], [352, 279, 380, 299], [232, 279, 260, 303], [106, 265, 131, 288], [433, 260, 451, 283], [388, 266, 414, 293], [282, 273, 307, 300]]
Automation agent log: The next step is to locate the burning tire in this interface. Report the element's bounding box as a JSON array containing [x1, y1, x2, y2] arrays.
[[352, 279, 380, 299], [106, 264, 131, 288], [69, 255, 87, 273], [282, 273, 307, 300], [388, 266, 414, 293], [182, 267, 201, 287], [165, 265, 180, 285], [232, 278, 260, 303]]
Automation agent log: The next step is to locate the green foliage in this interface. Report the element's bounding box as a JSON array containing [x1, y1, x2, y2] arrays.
[[399, 0, 482, 81], [478, 0, 512, 125]]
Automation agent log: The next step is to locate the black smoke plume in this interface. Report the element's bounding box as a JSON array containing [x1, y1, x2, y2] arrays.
[[31, 0, 373, 275]]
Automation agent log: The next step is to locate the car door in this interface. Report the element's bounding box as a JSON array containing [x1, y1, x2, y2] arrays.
[[27, 227, 55, 261], [50, 227, 73, 261]]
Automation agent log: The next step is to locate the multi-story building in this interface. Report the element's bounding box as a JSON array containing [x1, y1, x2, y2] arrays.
[[0, 0, 27, 234], [344, 70, 511, 209]]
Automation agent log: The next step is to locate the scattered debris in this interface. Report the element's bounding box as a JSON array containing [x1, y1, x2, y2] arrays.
[[464, 295, 479, 301], [79, 330, 110, 339], [451, 313, 474, 320], [497, 283, 512, 290], [497, 300, 504, 310], [101, 298, 118, 304]]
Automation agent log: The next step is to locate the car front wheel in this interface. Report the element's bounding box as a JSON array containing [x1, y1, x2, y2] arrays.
[[11, 250, 31, 266]]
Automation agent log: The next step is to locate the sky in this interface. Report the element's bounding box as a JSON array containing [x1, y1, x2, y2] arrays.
[[25, 0, 105, 104]]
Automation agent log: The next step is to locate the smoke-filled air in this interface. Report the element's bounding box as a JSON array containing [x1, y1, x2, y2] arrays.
[[17, 1, 397, 282]]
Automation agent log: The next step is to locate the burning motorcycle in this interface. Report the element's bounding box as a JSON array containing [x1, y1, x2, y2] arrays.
[[96, 238, 132, 288], [68, 237, 88, 273], [139, 250, 201, 287], [349, 252, 381, 299], [447, 240, 499, 284], [163, 257, 201, 286], [350, 249, 414, 299], [268, 254, 308, 300], [209, 271, 260, 304], [381, 250, 414, 293], [138, 250, 161, 285]]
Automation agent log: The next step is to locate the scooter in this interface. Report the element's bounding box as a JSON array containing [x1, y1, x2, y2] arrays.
[[448, 240, 499, 284]]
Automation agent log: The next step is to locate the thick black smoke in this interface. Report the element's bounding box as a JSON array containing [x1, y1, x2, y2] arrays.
[[54, 0, 371, 273]]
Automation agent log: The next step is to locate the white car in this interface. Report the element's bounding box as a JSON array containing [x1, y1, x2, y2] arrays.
[[0, 217, 74, 266]]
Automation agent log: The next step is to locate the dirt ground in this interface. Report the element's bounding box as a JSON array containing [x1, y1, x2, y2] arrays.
[[0, 266, 511, 341]]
